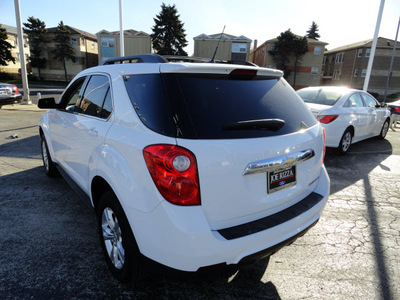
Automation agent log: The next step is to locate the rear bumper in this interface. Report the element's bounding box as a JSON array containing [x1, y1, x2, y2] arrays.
[[0, 94, 22, 106], [126, 166, 330, 272]]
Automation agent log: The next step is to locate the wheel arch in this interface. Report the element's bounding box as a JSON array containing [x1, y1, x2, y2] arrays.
[[91, 176, 114, 211], [346, 125, 355, 137]]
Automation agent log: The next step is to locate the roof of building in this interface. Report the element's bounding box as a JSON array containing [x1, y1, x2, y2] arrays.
[[46, 25, 97, 41], [325, 37, 399, 53], [193, 33, 252, 43], [254, 35, 328, 52], [0, 23, 28, 37], [96, 29, 150, 37]]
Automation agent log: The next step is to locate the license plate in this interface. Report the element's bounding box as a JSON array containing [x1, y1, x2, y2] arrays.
[[268, 165, 296, 193]]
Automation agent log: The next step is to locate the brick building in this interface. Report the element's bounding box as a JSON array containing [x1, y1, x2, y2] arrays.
[[322, 37, 400, 98], [251, 36, 328, 89]]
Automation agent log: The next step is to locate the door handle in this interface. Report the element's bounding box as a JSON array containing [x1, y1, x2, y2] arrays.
[[88, 128, 98, 137]]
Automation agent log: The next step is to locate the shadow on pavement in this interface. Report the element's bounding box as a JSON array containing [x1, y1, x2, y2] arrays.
[[324, 137, 392, 194]]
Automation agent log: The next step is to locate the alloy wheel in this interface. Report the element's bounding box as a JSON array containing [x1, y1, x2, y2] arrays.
[[101, 207, 125, 270], [341, 132, 352, 152]]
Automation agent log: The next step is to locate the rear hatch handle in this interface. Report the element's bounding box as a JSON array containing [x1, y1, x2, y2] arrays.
[[243, 149, 315, 176]]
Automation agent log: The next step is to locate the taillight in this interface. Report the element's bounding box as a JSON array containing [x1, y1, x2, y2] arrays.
[[395, 107, 400, 113], [12, 85, 19, 95], [322, 127, 326, 164], [317, 115, 339, 124], [143, 144, 200, 206]]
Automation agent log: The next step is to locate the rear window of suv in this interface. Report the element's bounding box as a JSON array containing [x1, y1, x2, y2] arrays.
[[124, 73, 317, 139]]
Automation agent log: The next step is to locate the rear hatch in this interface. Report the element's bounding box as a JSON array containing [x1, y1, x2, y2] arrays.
[[124, 63, 324, 229]]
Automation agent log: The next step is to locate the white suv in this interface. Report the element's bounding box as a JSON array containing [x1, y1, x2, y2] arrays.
[[38, 54, 330, 282]]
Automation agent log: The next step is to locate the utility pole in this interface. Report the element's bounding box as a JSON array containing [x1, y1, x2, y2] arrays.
[[383, 16, 400, 104], [14, 0, 31, 104], [363, 0, 385, 92], [119, 0, 124, 57]]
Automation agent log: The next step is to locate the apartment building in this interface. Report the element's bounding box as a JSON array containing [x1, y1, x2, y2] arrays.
[[322, 37, 400, 97], [32, 25, 98, 81], [193, 33, 252, 62], [0, 24, 30, 78], [97, 29, 151, 63], [251, 36, 328, 89]]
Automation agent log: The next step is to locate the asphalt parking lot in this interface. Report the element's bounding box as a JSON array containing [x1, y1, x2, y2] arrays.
[[0, 102, 399, 300]]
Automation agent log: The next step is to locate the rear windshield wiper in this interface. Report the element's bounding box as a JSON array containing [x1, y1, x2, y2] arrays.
[[222, 119, 285, 132]]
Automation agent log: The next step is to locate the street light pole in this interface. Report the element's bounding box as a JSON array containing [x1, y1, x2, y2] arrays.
[[14, 0, 31, 104], [363, 0, 385, 92], [383, 16, 400, 104], [119, 0, 124, 57]]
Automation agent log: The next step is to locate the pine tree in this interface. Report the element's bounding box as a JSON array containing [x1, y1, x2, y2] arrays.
[[269, 29, 308, 86], [23, 16, 47, 80], [53, 21, 74, 83], [0, 25, 15, 66], [306, 21, 320, 40], [151, 3, 188, 56]]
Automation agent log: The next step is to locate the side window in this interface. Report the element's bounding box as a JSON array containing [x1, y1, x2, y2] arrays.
[[63, 77, 86, 112], [346, 93, 364, 108], [79, 75, 111, 118], [362, 93, 378, 108]]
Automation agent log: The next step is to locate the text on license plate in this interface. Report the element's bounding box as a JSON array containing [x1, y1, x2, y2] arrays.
[[268, 165, 296, 193]]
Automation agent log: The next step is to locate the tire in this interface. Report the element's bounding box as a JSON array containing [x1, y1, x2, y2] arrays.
[[377, 120, 389, 139], [40, 135, 59, 177], [337, 129, 352, 155], [97, 191, 144, 283]]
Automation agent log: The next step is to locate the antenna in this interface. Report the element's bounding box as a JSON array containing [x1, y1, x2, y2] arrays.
[[209, 25, 226, 63]]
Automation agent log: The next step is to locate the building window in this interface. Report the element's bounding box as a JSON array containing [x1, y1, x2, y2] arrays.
[[361, 69, 367, 77], [314, 47, 322, 55], [71, 37, 78, 45], [232, 43, 247, 53], [335, 53, 344, 63], [91, 42, 95, 49], [357, 49, 362, 57], [322, 56, 326, 65], [311, 67, 319, 75], [81, 38, 85, 46], [354, 69, 359, 77], [333, 70, 341, 80], [365, 49, 371, 57], [72, 56, 80, 64], [269, 44, 275, 51]]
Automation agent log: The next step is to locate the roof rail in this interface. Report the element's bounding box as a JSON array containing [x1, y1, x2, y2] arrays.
[[162, 55, 210, 63], [100, 54, 168, 65]]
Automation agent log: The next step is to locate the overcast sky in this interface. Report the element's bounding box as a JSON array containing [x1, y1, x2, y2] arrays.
[[1, 0, 399, 55]]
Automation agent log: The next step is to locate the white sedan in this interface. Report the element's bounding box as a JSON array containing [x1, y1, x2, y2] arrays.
[[297, 87, 391, 154]]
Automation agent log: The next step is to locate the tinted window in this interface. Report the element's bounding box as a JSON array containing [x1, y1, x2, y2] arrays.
[[297, 89, 342, 106], [80, 75, 110, 117], [123, 74, 175, 136], [124, 73, 317, 139]]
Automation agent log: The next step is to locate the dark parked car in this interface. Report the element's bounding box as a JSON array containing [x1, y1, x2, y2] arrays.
[[0, 83, 22, 108], [387, 99, 400, 128]]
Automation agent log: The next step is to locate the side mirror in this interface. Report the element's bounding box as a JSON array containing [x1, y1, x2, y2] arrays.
[[37, 97, 60, 109]]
